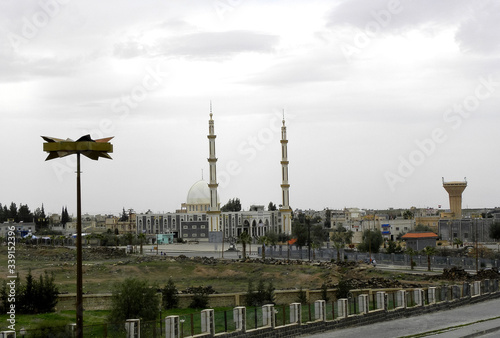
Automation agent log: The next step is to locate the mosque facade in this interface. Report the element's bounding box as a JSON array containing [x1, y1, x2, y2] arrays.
[[136, 111, 292, 243]]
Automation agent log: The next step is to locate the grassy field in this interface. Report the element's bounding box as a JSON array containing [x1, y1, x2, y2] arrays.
[[0, 245, 339, 294], [0, 244, 434, 333]]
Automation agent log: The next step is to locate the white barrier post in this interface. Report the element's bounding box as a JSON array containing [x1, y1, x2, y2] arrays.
[[165, 316, 179, 338], [314, 300, 326, 321], [290, 303, 302, 325], [201, 309, 214, 335], [125, 319, 140, 338]]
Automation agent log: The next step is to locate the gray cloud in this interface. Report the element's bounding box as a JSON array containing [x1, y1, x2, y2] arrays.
[[157, 30, 279, 59], [326, 0, 499, 55]]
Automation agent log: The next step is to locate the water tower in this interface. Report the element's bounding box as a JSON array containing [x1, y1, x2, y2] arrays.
[[442, 177, 467, 219]]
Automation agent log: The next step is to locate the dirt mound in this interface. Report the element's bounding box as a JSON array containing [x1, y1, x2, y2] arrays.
[[430, 266, 500, 282]]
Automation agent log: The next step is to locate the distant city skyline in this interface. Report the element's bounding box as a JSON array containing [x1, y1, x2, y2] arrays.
[[1, 1, 499, 215]]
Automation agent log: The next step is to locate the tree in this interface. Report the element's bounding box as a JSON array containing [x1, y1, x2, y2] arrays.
[[61, 206, 70, 226], [18, 204, 33, 223], [1, 270, 59, 314], [124, 233, 134, 246], [162, 278, 179, 309], [414, 224, 434, 232], [34, 204, 48, 229], [245, 280, 275, 307], [237, 231, 252, 259], [119, 207, 129, 222], [453, 237, 463, 249], [324, 208, 332, 228], [403, 210, 414, 219], [406, 247, 416, 270], [292, 220, 308, 248], [489, 222, 500, 252], [9, 202, 18, 222], [258, 236, 270, 259], [265, 230, 279, 246], [357, 229, 383, 254], [109, 278, 160, 323], [138, 233, 146, 254], [386, 240, 402, 254], [422, 246, 436, 271], [221, 198, 241, 212], [268, 202, 277, 211], [331, 230, 353, 261]]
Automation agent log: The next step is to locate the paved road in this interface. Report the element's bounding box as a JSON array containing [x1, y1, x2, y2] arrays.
[[303, 298, 500, 338]]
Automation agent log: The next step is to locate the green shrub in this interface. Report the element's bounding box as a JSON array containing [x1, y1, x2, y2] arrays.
[[296, 287, 308, 304], [108, 278, 160, 323], [162, 278, 179, 310]]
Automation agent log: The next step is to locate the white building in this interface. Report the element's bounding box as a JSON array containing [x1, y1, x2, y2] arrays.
[[137, 111, 292, 242]]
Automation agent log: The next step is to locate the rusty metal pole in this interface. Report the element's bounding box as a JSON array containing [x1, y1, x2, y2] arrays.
[[76, 152, 83, 338]]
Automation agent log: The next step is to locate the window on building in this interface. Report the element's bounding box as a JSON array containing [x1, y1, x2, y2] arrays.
[[183, 234, 188, 238], [201, 225, 205, 229], [396, 227, 399, 231], [183, 225, 188, 229], [453, 233, 457, 238], [464, 233, 469, 238], [200, 233, 206, 237], [192, 225, 197, 229], [193, 233, 197, 237]]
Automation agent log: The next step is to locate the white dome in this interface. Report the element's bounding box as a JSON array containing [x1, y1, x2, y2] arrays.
[[186, 180, 211, 205]]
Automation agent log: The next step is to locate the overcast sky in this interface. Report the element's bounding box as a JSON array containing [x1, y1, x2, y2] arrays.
[[1, 0, 499, 216]]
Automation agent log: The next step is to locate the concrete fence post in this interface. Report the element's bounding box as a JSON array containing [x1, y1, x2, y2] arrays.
[[233, 306, 246, 332], [290, 303, 302, 325], [358, 294, 369, 314], [428, 287, 436, 304], [0, 332, 16, 338], [125, 319, 140, 338], [493, 279, 499, 293], [451, 285, 460, 300], [165, 316, 179, 338], [262, 304, 276, 328], [413, 289, 423, 307], [376, 291, 386, 311], [201, 309, 214, 336], [314, 300, 326, 321], [440, 286, 448, 302], [396, 290, 406, 309], [473, 281, 481, 297], [484, 279, 491, 294], [337, 298, 348, 319], [462, 282, 471, 298]]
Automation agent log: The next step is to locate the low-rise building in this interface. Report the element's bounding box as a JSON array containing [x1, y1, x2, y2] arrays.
[[402, 232, 438, 251]]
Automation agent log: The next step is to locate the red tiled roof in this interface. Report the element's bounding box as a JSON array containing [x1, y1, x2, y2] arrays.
[[402, 232, 438, 239]]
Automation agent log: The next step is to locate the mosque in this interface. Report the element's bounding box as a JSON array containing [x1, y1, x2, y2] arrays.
[[136, 111, 292, 243]]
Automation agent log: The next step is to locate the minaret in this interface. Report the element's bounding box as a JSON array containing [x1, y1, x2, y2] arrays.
[[280, 115, 292, 235], [207, 109, 221, 232]]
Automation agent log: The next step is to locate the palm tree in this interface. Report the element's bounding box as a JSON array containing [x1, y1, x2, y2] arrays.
[[258, 236, 269, 259], [406, 247, 416, 270], [331, 230, 354, 262], [453, 237, 463, 249], [237, 231, 252, 259], [138, 233, 146, 254], [422, 246, 436, 271]]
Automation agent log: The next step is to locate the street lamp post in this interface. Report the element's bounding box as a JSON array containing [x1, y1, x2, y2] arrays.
[[42, 135, 113, 338]]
